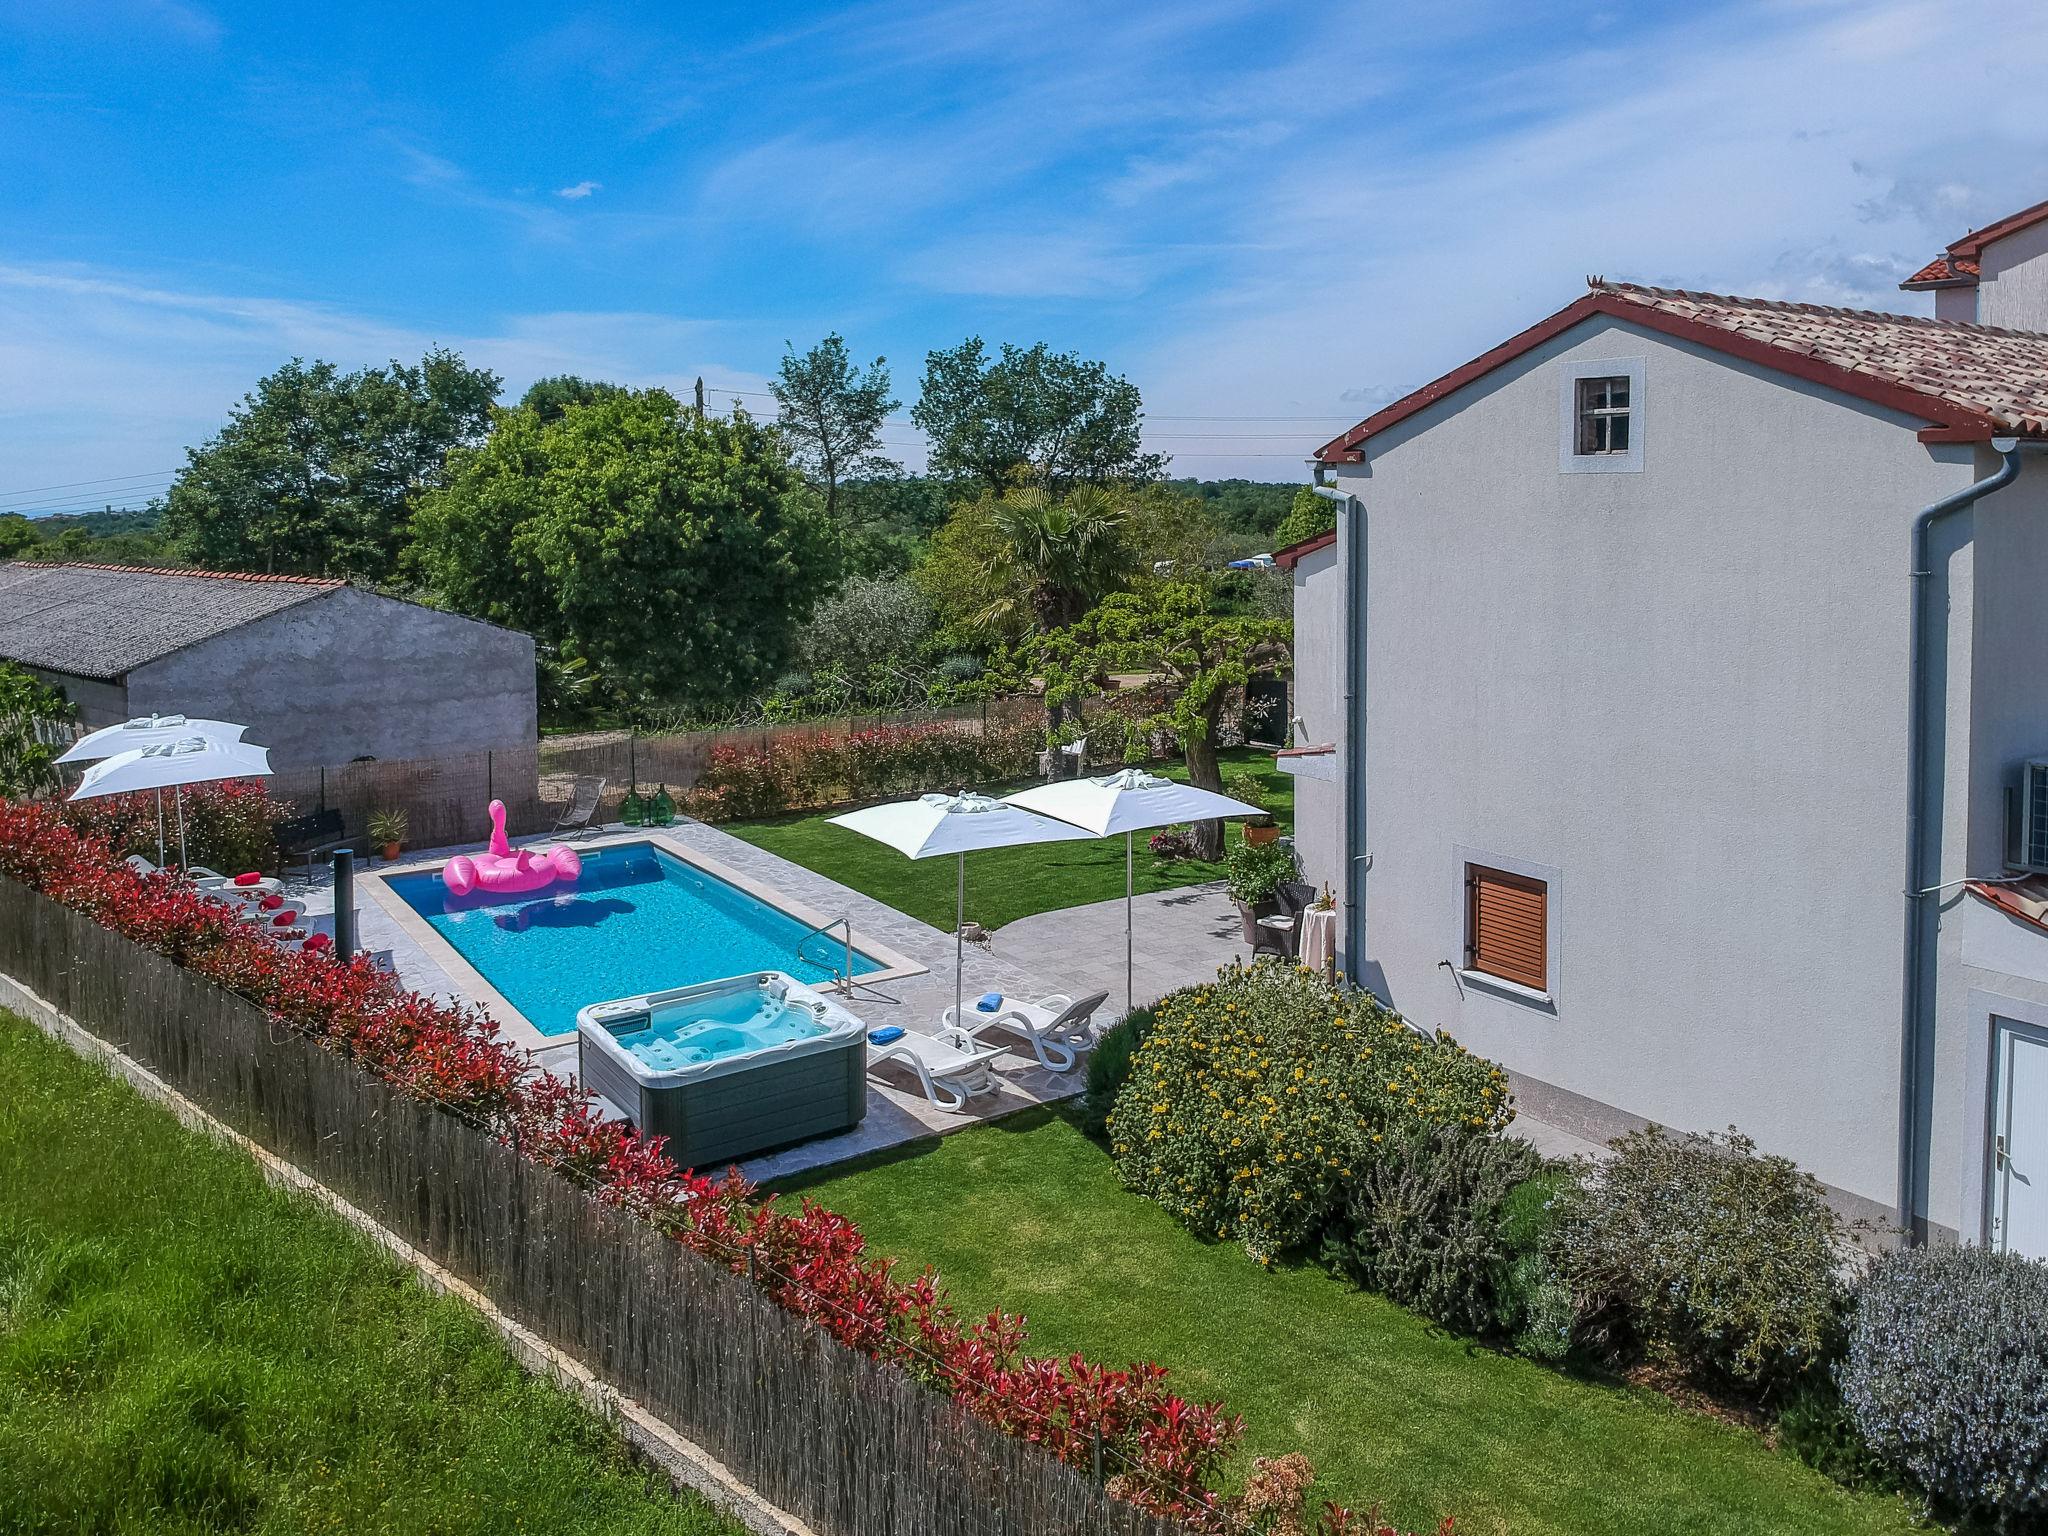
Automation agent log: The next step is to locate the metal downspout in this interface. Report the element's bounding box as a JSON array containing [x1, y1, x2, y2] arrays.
[[1897, 437, 2023, 1237], [1313, 481, 1365, 988]]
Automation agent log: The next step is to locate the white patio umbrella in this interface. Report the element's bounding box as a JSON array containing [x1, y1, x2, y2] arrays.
[[1006, 768, 1264, 1015], [56, 716, 254, 867], [827, 791, 1094, 1024], [69, 734, 272, 868], [55, 713, 248, 765]]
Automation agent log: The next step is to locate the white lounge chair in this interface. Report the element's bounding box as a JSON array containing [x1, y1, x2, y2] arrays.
[[236, 899, 306, 932], [126, 853, 282, 902], [867, 1026, 1004, 1111], [945, 990, 1108, 1074]]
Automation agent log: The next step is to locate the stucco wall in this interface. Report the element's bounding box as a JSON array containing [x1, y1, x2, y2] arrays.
[[1319, 313, 1985, 1213], [1284, 540, 1347, 936], [126, 587, 536, 771], [23, 667, 128, 731], [1976, 221, 2048, 333]]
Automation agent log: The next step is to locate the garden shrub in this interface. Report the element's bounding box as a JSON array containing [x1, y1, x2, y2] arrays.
[[1546, 1126, 1854, 1391], [1078, 997, 1166, 1141], [1223, 839, 1295, 905], [1776, 1376, 1897, 1493], [60, 777, 288, 875], [1840, 1243, 2048, 1524], [1109, 960, 1514, 1261], [1319, 1125, 1543, 1335]]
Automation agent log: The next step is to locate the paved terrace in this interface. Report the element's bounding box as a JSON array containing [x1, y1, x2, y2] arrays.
[[283, 817, 1602, 1181]]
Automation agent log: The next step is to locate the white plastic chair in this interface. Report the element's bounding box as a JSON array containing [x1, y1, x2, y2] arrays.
[[126, 853, 281, 902], [867, 1026, 1004, 1111], [946, 990, 1107, 1074]]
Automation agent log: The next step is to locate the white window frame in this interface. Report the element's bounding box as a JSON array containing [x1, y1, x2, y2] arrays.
[[1452, 845, 1562, 1008], [1559, 356, 1645, 474]]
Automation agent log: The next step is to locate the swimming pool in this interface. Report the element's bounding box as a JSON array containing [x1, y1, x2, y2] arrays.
[[382, 840, 888, 1037]]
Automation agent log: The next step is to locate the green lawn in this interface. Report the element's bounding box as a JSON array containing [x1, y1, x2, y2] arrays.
[[720, 748, 1293, 931], [781, 1109, 1920, 1536], [0, 1012, 742, 1536]]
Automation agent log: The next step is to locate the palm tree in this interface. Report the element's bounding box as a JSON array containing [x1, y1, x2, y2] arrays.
[[979, 487, 1131, 634]]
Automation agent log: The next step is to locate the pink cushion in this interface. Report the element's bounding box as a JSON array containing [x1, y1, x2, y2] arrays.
[[260, 893, 283, 911], [270, 912, 295, 928], [302, 933, 333, 954], [233, 871, 262, 886]]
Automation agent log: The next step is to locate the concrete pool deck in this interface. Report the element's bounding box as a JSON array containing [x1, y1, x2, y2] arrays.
[[280, 817, 1604, 1180]]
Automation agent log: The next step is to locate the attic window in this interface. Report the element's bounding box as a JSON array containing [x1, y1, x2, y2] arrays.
[[1558, 357, 1644, 474], [1574, 376, 1631, 455]]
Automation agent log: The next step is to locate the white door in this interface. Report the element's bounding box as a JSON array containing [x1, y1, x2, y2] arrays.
[[1992, 1020, 2048, 1259]]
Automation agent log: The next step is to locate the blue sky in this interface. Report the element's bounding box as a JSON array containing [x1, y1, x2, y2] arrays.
[[2, 0, 2044, 515]]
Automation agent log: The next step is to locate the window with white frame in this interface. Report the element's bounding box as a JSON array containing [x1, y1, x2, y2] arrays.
[[1574, 375, 1631, 455], [1559, 357, 1645, 474]]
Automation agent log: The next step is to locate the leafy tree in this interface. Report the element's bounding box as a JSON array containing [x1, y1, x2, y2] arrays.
[[912, 338, 1166, 495], [1269, 485, 1336, 550], [1166, 478, 1300, 537], [0, 515, 36, 560], [1033, 583, 1289, 857], [413, 390, 838, 710], [912, 501, 1021, 652], [163, 349, 500, 580], [518, 374, 624, 424], [795, 575, 934, 692], [0, 661, 75, 799], [771, 334, 899, 524]]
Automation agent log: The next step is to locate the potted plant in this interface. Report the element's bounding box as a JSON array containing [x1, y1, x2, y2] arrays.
[[1227, 770, 1280, 845], [1225, 839, 1295, 944], [367, 808, 409, 863]]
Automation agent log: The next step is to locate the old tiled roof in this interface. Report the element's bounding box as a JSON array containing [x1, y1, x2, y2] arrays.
[[1316, 279, 2048, 462], [0, 562, 343, 681], [1901, 197, 2048, 292], [1593, 281, 2048, 436], [1900, 253, 1981, 290]]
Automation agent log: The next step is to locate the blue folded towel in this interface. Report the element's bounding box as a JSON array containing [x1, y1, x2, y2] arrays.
[[975, 992, 1003, 1012], [867, 1026, 905, 1045]]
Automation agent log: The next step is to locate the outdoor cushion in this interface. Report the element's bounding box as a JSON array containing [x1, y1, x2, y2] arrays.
[[233, 871, 263, 886]]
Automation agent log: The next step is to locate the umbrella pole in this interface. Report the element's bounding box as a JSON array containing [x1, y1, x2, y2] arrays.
[[1126, 830, 1135, 1018], [955, 852, 966, 1027], [175, 786, 188, 868], [155, 789, 165, 867]]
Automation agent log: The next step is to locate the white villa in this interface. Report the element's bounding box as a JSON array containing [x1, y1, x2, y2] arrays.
[[1280, 197, 2048, 1253]]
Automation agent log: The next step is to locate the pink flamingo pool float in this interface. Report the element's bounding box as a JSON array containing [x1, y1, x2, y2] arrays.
[[442, 799, 582, 898]]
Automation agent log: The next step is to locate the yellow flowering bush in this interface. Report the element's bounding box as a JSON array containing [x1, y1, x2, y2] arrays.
[[1107, 959, 1514, 1261]]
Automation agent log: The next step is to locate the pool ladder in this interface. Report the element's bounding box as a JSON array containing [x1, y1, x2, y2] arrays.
[[796, 916, 856, 995]]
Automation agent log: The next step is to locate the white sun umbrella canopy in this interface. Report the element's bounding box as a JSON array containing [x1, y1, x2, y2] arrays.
[[55, 713, 249, 765], [1006, 768, 1264, 1014], [827, 791, 1095, 1025], [69, 734, 272, 868]]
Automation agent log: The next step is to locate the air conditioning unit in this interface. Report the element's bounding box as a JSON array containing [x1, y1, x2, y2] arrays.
[[2020, 760, 2048, 873]]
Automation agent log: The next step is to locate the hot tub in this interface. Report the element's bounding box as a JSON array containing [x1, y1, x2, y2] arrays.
[[576, 972, 867, 1167]]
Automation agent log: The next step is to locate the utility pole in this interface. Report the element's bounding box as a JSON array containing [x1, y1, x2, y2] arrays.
[[694, 376, 706, 419]]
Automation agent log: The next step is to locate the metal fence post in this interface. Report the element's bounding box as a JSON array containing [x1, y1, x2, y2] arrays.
[[332, 848, 355, 958]]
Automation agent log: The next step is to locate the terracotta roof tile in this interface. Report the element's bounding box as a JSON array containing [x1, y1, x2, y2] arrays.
[[1593, 281, 2048, 437], [1272, 529, 1337, 569], [1967, 878, 2048, 934], [1901, 253, 1981, 290]]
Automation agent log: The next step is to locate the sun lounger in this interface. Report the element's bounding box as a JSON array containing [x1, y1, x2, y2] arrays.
[[945, 990, 1108, 1074], [126, 853, 282, 902], [867, 1025, 1004, 1111], [554, 775, 606, 836]]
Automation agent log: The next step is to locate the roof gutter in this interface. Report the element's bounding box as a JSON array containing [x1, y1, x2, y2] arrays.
[[1312, 474, 1366, 988], [1897, 436, 2024, 1237]]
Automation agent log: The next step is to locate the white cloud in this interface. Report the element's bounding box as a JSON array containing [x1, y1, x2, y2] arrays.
[[0, 262, 775, 509], [556, 180, 602, 200]]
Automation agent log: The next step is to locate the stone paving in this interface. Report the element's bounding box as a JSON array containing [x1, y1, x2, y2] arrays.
[[283, 818, 1603, 1180]]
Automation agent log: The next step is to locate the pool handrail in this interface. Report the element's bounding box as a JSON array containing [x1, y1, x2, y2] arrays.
[[795, 914, 855, 995]]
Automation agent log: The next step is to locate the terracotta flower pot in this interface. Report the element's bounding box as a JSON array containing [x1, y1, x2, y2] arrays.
[[1243, 823, 1280, 847], [381, 841, 401, 862]]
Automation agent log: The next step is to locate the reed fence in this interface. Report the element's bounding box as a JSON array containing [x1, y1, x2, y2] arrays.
[[0, 875, 1179, 1536]]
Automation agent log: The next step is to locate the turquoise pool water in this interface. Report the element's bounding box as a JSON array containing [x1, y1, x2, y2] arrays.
[[606, 984, 830, 1071], [385, 842, 883, 1037]]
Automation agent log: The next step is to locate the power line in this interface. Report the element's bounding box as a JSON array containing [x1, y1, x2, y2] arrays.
[[706, 385, 1355, 427], [0, 466, 183, 500]]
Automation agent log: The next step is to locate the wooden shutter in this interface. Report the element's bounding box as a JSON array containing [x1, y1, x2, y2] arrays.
[[1466, 865, 1546, 991]]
